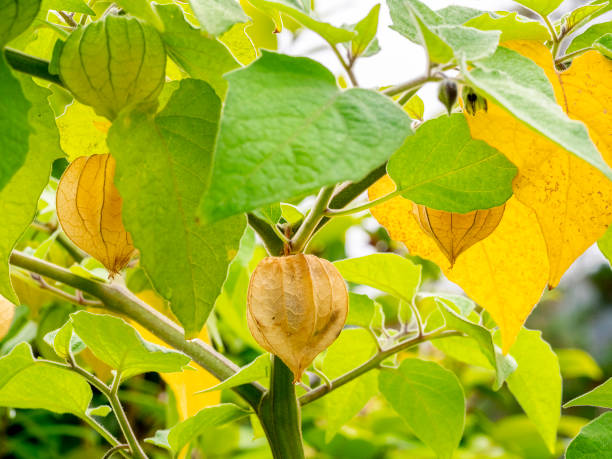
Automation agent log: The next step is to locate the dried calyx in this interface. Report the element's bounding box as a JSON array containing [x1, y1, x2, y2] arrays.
[[247, 254, 349, 383], [56, 154, 135, 276], [412, 203, 506, 266]]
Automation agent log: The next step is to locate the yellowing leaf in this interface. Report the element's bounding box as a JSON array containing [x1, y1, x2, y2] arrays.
[[464, 41, 612, 287], [56, 101, 111, 161], [369, 175, 548, 352], [0, 295, 15, 340], [135, 291, 220, 421]]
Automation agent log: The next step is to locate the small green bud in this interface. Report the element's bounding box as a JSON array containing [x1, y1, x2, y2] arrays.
[[438, 79, 458, 115], [462, 86, 488, 116]]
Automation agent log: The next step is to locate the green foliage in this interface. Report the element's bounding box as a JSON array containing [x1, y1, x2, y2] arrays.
[[463, 46, 612, 179], [504, 328, 561, 452], [465, 12, 550, 41], [334, 254, 421, 303], [155, 3, 240, 98], [567, 21, 612, 54], [0, 343, 92, 416], [322, 328, 378, 442], [70, 311, 190, 381], [349, 4, 381, 58], [512, 0, 564, 16], [557, 348, 603, 380], [199, 52, 411, 223], [387, 0, 500, 63], [188, 0, 248, 36], [147, 403, 251, 453], [109, 79, 246, 338], [44, 321, 85, 359], [199, 353, 271, 393], [388, 114, 517, 212], [379, 358, 465, 459], [564, 378, 612, 409], [0, 0, 40, 45], [0, 76, 62, 302], [598, 225, 612, 264], [566, 412, 612, 459]]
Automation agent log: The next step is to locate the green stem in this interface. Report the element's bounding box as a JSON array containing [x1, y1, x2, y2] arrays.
[[8, 251, 266, 409], [331, 44, 358, 87], [83, 415, 131, 458], [247, 213, 285, 256], [3, 48, 63, 86], [259, 357, 305, 459], [109, 372, 148, 459], [299, 329, 460, 405], [555, 47, 593, 65], [291, 186, 335, 253], [324, 189, 403, 217], [383, 75, 440, 97]]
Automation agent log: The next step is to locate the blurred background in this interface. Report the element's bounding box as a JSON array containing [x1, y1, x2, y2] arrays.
[[1, 1, 611, 458]]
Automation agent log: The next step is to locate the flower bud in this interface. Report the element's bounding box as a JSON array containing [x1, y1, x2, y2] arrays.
[[57, 154, 135, 276], [462, 86, 488, 116], [247, 254, 348, 382], [0, 295, 15, 340], [438, 79, 458, 115], [412, 203, 505, 265]]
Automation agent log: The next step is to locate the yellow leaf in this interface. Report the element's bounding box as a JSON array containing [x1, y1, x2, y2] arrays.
[[135, 290, 220, 421], [0, 295, 15, 340], [464, 41, 612, 287], [56, 101, 111, 161], [56, 154, 135, 275], [369, 176, 549, 352]]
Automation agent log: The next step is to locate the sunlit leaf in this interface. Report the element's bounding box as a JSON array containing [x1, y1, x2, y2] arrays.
[[465, 12, 550, 42], [512, 0, 563, 16], [566, 412, 612, 459], [566, 21, 612, 54], [557, 348, 603, 380], [0, 0, 40, 45], [198, 353, 270, 394], [564, 378, 612, 409], [188, 0, 248, 36]]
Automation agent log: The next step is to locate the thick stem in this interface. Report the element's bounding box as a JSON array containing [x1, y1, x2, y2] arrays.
[[109, 373, 148, 459], [9, 251, 265, 409], [383, 75, 440, 97], [3, 48, 63, 86], [259, 357, 305, 459], [247, 213, 285, 256], [83, 415, 130, 458]]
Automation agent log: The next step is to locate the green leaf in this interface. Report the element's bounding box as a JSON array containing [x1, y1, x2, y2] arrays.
[[387, 0, 500, 64], [436, 5, 482, 24], [253, 203, 282, 226], [598, 224, 612, 265], [561, 1, 611, 37], [566, 21, 612, 54], [0, 343, 92, 416], [593, 33, 612, 58], [512, 0, 563, 16], [87, 405, 111, 417], [43, 0, 94, 15], [403, 94, 424, 120], [70, 311, 190, 381], [146, 403, 251, 453], [0, 76, 62, 303], [155, 3, 240, 98], [463, 46, 612, 180], [437, 299, 516, 389], [0, 57, 30, 192], [388, 114, 517, 213], [249, 0, 354, 44], [58, 15, 166, 120], [199, 52, 411, 223], [198, 353, 270, 393], [188, 0, 248, 36], [334, 254, 421, 303], [350, 4, 381, 57], [346, 293, 376, 328], [0, 0, 40, 45], [379, 358, 465, 459], [564, 378, 612, 409], [322, 328, 378, 442], [504, 328, 561, 452], [280, 204, 304, 225], [113, 0, 163, 29], [465, 12, 550, 42], [566, 412, 612, 459], [557, 348, 603, 380], [108, 79, 246, 338], [44, 321, 85, 360]]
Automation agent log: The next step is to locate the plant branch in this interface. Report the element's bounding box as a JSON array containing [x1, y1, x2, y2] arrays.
[[108, 372, 147, 459], [83, 415, 131, 458], [3, 48, 63, 86], [291, 186, 335, 253], [247, 213, 284, 256], [102, 444, 131, 459], [30, 272, 102, 307], [299, 329, 460, 405], [555, 47, 593, 65], [9, 251, 266, 410], [331, 44, 358, 87], [383, 75, 440, 97], [324, 189, 402, 217]]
